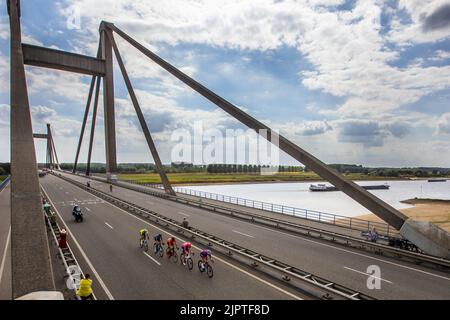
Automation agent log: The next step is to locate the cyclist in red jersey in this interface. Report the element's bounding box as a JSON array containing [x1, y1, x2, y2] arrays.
[[167, 237, 179, 258]]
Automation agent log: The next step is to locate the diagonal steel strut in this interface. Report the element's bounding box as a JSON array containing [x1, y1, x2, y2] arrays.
[[86, 76, 101, 176], [106, 30, 176, 195]]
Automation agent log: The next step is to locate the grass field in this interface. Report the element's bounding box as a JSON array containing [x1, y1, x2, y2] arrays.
[[0, 175, 8, 183], [118, 172, 406, 185]]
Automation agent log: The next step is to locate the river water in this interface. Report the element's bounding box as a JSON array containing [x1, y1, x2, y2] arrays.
[[185, 180, 450, 218]]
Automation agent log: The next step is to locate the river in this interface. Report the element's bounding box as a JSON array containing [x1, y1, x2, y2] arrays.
[[184, 180, 450, 218]]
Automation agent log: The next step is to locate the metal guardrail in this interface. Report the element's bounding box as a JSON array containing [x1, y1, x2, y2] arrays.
[[41, 187, 94, 300], [0, 175, 11, 192], [74, 172, 450, 269], [121, 179, 397, 237], [55, 172, 375, 300]]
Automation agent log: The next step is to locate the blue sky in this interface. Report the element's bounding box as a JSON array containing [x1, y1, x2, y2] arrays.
[[1, 0, 450, 167]]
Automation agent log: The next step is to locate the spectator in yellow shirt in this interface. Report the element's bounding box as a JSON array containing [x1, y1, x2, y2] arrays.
[[77, 274, 93, 300]]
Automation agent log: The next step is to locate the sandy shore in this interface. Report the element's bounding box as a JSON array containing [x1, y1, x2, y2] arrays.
[[356, 199, 450, 232]]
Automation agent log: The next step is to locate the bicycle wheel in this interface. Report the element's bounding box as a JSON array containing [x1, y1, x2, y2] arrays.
[[180, 254, 186, 266], [158, 245, 164, 258], [198, 260, 204, 273], [153, 243, 158, 254], [143, 241, 148, 252], [171, 251, 178, 263], [187, 257, 193, 270], [206, 264, 213, 278]]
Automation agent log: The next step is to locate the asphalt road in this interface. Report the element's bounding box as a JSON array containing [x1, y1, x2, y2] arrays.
[[0, 183, 11, 300], [58, 172, 450, 300], [40, 174, 303, 300]]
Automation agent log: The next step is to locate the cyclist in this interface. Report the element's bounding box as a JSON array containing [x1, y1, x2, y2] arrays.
[[199, 249, 213, 271], [166, 237, 179, 258], [154, 233, 163, 253], [139, 228, 149, 247], [181, 241, 192, 259]]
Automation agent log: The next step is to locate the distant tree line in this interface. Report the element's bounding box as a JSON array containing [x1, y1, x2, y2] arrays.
[[316, 164, 450, 178], [2, 160, 447, 178], [0, 163, 10, 175], [206, 164, 303, 174]]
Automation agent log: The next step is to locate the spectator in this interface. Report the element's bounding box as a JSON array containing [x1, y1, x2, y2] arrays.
[[77, 274, 94, 300], [369, 227, 379, 243], [59, 228, 67, 249], [182, 217, 189, 229], [43, 202, 51, 216]]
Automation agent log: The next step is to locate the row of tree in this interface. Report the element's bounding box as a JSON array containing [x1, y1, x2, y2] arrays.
[[321, 164, 450, 178], [0, 163, 10, 175], [206, 164, 303, 174]]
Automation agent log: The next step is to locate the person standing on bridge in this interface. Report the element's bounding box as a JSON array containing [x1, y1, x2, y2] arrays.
[[59, 228, 68, 249], [109, 184, 113, 192], [77, 274, 93, 300], [182, 217, 189, 229]]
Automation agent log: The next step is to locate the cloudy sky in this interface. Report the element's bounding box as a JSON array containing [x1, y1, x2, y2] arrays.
[[1, 0, 450, 167]]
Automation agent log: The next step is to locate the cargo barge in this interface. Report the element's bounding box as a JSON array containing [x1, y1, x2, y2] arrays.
[[309, 183, 390, 192]]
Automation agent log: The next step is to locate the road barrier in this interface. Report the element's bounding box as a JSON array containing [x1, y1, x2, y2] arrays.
[[0, 175, 10, 192], [55, 172, 376, 300], [41, 187, 94, 300]]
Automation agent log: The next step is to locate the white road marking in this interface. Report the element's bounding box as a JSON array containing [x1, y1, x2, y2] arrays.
[[105, 222, 114, 229], [344, 266, 392, 284], [232, 230, 254, 238], [0, 227, 11, 286], [79, 186, 302, 300], [143, 252, 161, 266], [248, 222, 450, 282], [85, 207, 91, 212], [65, 192, 69, 194], [177, 211, 190, 217], [41, 185, 115, 300]]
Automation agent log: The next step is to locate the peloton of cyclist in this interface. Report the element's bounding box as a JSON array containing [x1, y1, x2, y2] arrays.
[[199, 249, 213, 271], [166, 237, 179, 257], [139, 228, 149, 247]]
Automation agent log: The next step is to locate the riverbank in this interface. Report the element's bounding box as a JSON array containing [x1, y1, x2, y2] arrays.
[[356, 198, 450, 232], [118, 172, 411, 186]]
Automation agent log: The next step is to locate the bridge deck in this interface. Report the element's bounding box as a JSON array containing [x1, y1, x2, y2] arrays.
[[52, 172, 450, 299], [41, 174, 302, 300]]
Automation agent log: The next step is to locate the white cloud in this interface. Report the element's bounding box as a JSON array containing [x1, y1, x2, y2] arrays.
[[437, 113, 450, 134], [429, 50, 450, 61]]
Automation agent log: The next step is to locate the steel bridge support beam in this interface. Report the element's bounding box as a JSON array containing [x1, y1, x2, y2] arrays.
[[73, 76, 96, 173], [8, 0, 55, 298], [50, 130, 61, 170], [46, 123, 54, 169], [86, 76, 101, 176], [107, 31, 176, 195], [100, 23, 117, 179], [107, 22, 450, 258]]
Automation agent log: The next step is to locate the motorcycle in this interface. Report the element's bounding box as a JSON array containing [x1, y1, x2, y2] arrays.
[[72, 205, 83, 223]]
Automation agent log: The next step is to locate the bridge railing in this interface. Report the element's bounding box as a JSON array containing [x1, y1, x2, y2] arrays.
[[41, 187, 92, 300], [0, 175, 11, 192], [120, 179, 397, 237]]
